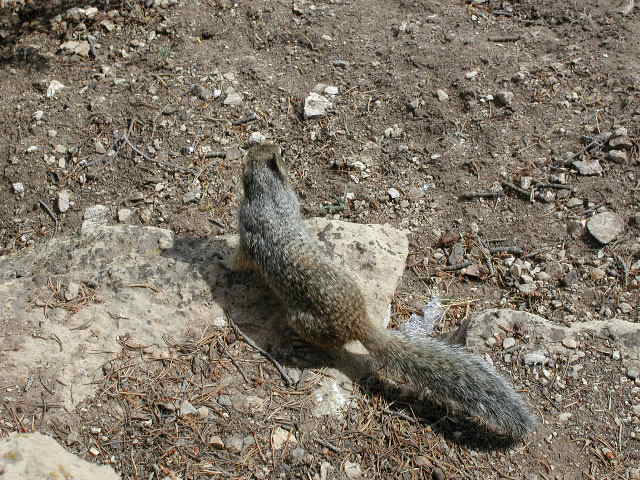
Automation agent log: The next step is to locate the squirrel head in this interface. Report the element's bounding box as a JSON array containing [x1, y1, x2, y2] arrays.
[[242, 143, 289, 193]]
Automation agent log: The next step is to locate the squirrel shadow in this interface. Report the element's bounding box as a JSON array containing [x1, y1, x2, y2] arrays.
[[164, 235, 523, 451]]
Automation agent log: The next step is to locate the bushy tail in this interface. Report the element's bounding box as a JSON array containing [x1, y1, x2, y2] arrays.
[[362, 328, 535, 440]]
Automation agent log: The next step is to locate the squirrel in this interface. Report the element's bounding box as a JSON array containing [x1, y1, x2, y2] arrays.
[[229, 142, 536, 440]]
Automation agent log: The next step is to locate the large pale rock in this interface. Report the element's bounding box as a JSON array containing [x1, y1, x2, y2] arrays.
[[0, 432, 120, 480], [0, 218, 408, 418]]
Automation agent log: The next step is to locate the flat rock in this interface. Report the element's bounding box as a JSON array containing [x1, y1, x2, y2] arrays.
[[304, 92, 332, 119], [465, 309, 640, 371], [587, 212, 625, 244], [0, 218, 408, 419], [572, 158, 602, 176], [0, 432, 120, 480]]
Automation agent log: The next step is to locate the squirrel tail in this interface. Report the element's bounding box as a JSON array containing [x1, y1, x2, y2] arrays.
[[362, 327, 535, 440]]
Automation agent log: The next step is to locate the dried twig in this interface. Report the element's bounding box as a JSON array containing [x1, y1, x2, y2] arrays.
[[501, 181, 531, 200], [441, 261, 472, 272], [226, 314, 293, 386], [459, 191, 504, 200], [489, 246, 523, 255]]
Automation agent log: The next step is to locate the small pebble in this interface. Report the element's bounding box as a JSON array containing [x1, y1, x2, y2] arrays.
[[495, 90, 514, 106], [12, 182, 25, 194], [57, 190, 71, 213], [435, 89, 449, 102]]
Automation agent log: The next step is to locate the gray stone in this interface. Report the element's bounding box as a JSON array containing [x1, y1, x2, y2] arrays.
[[573, 158, 602, 176], [65, 281, 80, 301], [435, 89, 449, 102], [224, 434, 244, 453], [46, 80, 65, 98], [57, 189, 71, 213], [271, 426, 297, 449], [344, 461, 362, 479], [304, 92, 332, 119], [223, 87, 242, 106], [178, 399, 197, 416], [388, 187, 401, 200], [566, 198, 583, 208], [191, 84, 212, 100], [495, 90, 514, 106], [558, 412, 572, 423], [248, 132, 266, 144], [59, 40, 91, 57], [183, 179, 202, 203], [0, 432, 119, 480], [609, 135, 633, 150], [587, 212, 625, 244], [82, 204, 111, 234], [607, 150, 627, 162], [12, 182, 24, 194], [117, 208, 133, 223]]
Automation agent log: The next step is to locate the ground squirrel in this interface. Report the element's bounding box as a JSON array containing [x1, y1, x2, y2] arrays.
[[231, 142, 535, 440]]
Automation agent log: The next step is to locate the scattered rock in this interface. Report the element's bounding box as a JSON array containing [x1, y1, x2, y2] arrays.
[[46, 80, 65, 98], [607, 150, 627, 162], [562, 338, 578, 349], [271, 427, 297, 450], [304, 92, 332, 119], [609, 135, 633, 150], [572, 158, 602, 176], [587, 212, 625, 244], [224, 434, 244, 453], [178, 400, 197, 416], [65, 281, 80, 301], [558, 412, 572, 423], [117, 208, 133, 223], [12, 182, 24, 194], [628, 366, 640, 380], [566, 197, 583, 208], [81, 205, 111, 234], [388, 187, 401, 200], [495, 90, 514, 106], [523, 351, 547, 366], [60, 40, 91, 57], [435, 89, 449, 102], [208, 435, 224, 449], [502, 337, 516, 349], [561, 270, 579, 288], [191, 84, 212, 100], [57, 189, 71, 213], [248, 132, 266, 144], [344, 461, 362, 479], [384, 124, 403, 138], [620, 302, 633, 314], [0, 432, 119, 480], [223, 87, 242, 106], [183, 179, 202, 203]]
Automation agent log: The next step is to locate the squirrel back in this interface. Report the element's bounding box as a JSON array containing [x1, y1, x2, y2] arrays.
[[236, 143, 535, 439]]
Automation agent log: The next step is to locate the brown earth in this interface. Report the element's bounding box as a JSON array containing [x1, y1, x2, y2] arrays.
[[1, 0, 640, 478]]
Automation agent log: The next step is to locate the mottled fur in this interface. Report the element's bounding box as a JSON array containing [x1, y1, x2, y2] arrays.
[[233, 143, 535, 440]]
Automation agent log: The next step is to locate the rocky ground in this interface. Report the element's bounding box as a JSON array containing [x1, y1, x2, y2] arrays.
[[1, 0, 640, 479]]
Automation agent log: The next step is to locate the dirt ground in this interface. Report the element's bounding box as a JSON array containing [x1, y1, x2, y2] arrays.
[[1, 0, 640, 478]]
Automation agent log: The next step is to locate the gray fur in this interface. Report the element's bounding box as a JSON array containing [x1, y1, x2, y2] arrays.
[[235, 143, 536, 439]]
